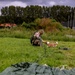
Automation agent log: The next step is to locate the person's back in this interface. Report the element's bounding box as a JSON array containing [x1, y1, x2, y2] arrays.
[[30, 29, 44, 46]]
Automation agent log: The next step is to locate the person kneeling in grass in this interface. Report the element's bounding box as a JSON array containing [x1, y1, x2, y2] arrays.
[[30, 29, 44, 46]]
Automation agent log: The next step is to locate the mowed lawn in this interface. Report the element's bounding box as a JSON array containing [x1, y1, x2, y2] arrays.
[[0, 37, 75, 72]]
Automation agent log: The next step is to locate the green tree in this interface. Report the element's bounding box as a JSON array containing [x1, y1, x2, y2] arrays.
[[1, 6, 9, 16]]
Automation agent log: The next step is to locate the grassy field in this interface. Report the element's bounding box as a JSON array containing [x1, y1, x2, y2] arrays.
[[0, 37, 75, 72]]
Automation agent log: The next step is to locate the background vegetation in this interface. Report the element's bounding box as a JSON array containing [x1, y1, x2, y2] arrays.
[[0, 5, 75, 28], [0, 18, 75, 41]]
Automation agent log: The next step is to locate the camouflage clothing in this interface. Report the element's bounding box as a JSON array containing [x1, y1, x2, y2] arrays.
[[30, 30, 44, 46], [30, 35, 42, 46]]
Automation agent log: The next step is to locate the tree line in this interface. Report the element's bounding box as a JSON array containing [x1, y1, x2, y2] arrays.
[[0, 5, 75, 28]]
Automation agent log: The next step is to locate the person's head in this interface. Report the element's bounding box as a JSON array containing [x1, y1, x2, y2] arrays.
[[38, 29, 44, 35]]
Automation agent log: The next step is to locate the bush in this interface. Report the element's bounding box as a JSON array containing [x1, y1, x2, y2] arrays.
[[22, 22, 31, 28], [22, 22, 37, 29], [54, 22, 64, 31], [51, 19, 56, 22], [29, 22, 37, 29], [34, 18, 64, 32]]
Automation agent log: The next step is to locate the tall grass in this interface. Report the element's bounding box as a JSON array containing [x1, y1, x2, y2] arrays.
[[0, 27, 34, 39], [42, 29, 75, 41], [0, 26, 75, 41]]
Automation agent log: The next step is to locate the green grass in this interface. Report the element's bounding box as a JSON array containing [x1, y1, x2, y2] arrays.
[[0, 37, 75, 72]]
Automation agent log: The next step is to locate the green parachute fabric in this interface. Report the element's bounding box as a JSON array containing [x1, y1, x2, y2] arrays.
[[0, 62, 75, 75]]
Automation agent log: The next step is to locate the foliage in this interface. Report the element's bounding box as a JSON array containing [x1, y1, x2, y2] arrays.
[[0, 5, 75, 28], [29, 22, 37, 29], [0, 26, 75, 42], [39, 18, 51, 29], [0, 27, 34, 39], [34, 18, 41, 25], [51, 22, 64, 31], [22, 22, 30, 28], [34, 18, 64, 32], [22, 22, 37, 29]]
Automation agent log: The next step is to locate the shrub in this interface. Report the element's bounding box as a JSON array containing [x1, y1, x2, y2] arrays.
[[34, 18, 64, 32], [53, 22, 64, 31], [22, 22, 27, 27], [22, 22, 30, 28], [29, 22, 37, 29], [51, 19, 56, 22], [34, 18, 41, 25], [22, 22, 37, 29]]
